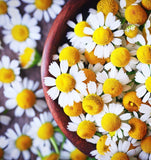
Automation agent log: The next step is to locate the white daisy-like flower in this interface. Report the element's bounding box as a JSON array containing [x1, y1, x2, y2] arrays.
[[125, 25, 146, 46], [36, 144, 60, 160], [78, 61, 104, 83], [120, 0, 141, 9], [60, 139, 87, 160], [135, 64, 151, 103], [28, 111, 63, 149], [105, 47, 138, 72], [67, 113, 97, 142], [82, 12, 124, 58], [53, 43, 86, 66], [0, 136, 9, 159], [22, 0, 65, 22], [139, 104, 151, 125], [5, 123, 35, 160], [4, 77, 47, 117], [0, 106, 11, 126], [0, 55, 21, 88], [66, 13, 90, 50], [82, 81, 112, 116], [44, 60, 87, 107], [90, 135, 112, 160], [96, 68, 131, 98], [0, 0, 21, 27], [2, 13, 41, 53], [109, 140, 138, 160], [95, 103, 131, 141]]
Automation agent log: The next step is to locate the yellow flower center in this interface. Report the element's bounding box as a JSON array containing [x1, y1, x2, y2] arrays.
[[125, 4, 147, 25], [141, 136, 151, 153], [0, 68, 15, 83], [84, 50, 106, 65], [125, 25, 138, 38], [128, 118, 147, 140], [123, 91, 142, 112], [70, 148, 87, 160], [0, 148, 4, 159], [16, 135, 32, 151], [82, 69, 96, 84], [111, 47, 131, 67], [16, 89, 36, 109], [137, 45, 151, 64], [142, 0, 151, 10], [37, 122, 54, 140], [101, 113, 121, 132], [82, 94, 104, 115], [96, 135, 110, 155], [74, 21, 90, 37], [19, 47, 34, 68], [42, 153, 59, 160], [97, 0, 119, 16], [77, 120, 96, 139], [93, 27, 113, 46], [35, 0, 52, 10], [103, 78, 123, 97], [63, 102, 83, 117], [125, 0, 137, 7], [111, 152, 129, 160], [0, 1, 7, 14], [55, 73, 76, 93], [11, 25, 29, 42], [145, 77, 151, 93], [59, 46, 80, 66]]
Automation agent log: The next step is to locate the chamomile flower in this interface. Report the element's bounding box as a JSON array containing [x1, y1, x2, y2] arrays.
[[66, 13, 90, 50], [139, 135, 151, 160], [19, 47, 41, 69], [44, 60, 87, 107], [57, 43, 86, 67], [105, 47, 138, 72], [0, 55, 21, 88], [4, 77, 47, 117], [120, 0, 141, 9], [0, 106, 11, 125], [60, 139, 87, 160], [141, 0, 151, 10], [109, 140, 138, 160], [128, 112, 147, 140], [90, 135, 112, 160], [28, 112, 63, 150], [82, 81, 112, 115], [67, 113, 97, 141], [139, 104, 151, 125], [125, 24, 146, 46], [79, 62, 104, 83], [5, 123, 35, 160], [95, 103, 131, 141], [82, 12, 124, 58], [0, 0, 21, 26], [2, 13, 41, 53], [135, 64, 151, 103], [0, 136, 9, 159], [36, 144, 60, 160], [144, 15, 151, 45], [22, 0, 65, 22], [96, 68, 131, 98]]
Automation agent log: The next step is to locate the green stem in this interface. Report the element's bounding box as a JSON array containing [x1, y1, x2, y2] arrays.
[[50, 136, 59, 154], [37, 149, 43, 159]]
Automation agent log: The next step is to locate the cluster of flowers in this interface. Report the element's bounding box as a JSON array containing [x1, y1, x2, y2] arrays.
[[45, 0, 151, 159], [0, 0, 93, 160]]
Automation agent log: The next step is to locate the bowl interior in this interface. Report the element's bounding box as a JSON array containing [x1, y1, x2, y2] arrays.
[[41, 0, 98, 157]]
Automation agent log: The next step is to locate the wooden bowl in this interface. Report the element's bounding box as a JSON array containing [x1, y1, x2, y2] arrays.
[[41, 0, 97, 157]]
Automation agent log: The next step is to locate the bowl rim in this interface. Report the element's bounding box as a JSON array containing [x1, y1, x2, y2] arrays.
[[41, 0, 96, 157]]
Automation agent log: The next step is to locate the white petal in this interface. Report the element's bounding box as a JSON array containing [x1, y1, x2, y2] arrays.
[[47, 87, 59, 100]]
